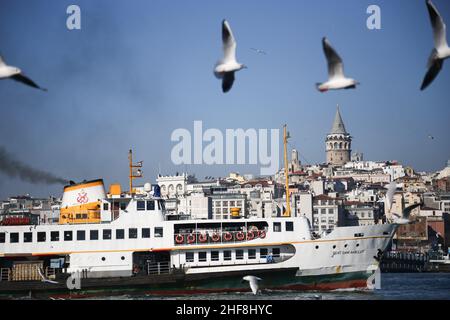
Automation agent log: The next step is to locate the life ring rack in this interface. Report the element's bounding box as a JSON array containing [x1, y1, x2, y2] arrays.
[[187, 233, 196, 244], [175, 234, 184, 244], [223, 232, 233, 241], [259, 230, 266, 239], [211, 233, 220, 242], [235, 231, 245, 241], [198, 233, 208, 243]]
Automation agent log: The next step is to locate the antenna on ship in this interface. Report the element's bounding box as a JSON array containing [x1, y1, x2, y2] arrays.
[[128, 149, 143, 194], [283, 124, 291, 217]]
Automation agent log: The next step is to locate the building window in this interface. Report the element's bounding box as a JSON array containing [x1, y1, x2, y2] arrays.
[[90, 230, 99, 240], [0, 232, 5, 243], [51, 231, 60, 242], [199, 252, 207, 262], [260, 248, 268, 259], [147, 200, 155, 211], [286, 221, 294, 232], [120, 202, 127, 210], [103, 203, 109, 211], [77, 230, 86, 241], [248, 249, 256, 259], [154, 227, 163, 237], [10, 233, 19, 243], [186, 252, 194, 262], [272, 248, 281, 258], [142, 228, 150, 238], [37, 232, 46, 242], [116, 229, 125, 239], [129, 228, 138, 239], [224, 250, 232, 261], [236, 250, 244, 260], [24, 232, 32, 243], [137, 201, 145, 211], [103, 229, 112, 240], [273, 222, 281, 232], [211, 251, 219, 261], [64, 231, 73, 241]]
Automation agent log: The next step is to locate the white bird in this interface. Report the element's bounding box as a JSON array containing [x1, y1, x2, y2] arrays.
[[250, 47, 267, 55], [316, 37, 359, 92], [37, 267, 59, 284], [0, 55, 47, 91], [242, 275, 262, 295], [385, 181, 397, 214], [392, 203, 422, 225], [214, 20, 247, 93], [421, 0, 450, 91]]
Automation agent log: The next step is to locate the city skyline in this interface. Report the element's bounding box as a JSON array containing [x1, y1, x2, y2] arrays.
[[0, 0, 449, 199]]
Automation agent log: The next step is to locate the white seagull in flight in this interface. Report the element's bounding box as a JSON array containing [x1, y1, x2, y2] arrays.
[[242, 275, 262, 295], [316, 37, 359, 92], [421, 0, 450, 91], [0, 55, 47, 91], [214, 20, 247, 93], [250, 47, 267, 55]]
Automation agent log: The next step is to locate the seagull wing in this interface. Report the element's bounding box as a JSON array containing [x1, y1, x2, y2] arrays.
[[248, 278, 259, 295], [0, 55, 6, 67], [11, 73, 47, 91], [322, 37, 344, 80], [385, 181, 397, 212], [222, 20, 237, 63], [222, 72, 235, 93], [426, 0, 448, 50], [402, 203, 421, 220], [421, 53, 443, 90]]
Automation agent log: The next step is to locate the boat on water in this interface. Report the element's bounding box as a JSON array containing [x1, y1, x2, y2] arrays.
[[0, 127, 398, 296]]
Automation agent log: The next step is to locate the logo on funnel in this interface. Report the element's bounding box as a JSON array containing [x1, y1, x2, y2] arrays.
[[77, 190, 89, 204]]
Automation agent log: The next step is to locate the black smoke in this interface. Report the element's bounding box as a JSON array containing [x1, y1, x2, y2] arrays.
[[0, 146, 67, 185]]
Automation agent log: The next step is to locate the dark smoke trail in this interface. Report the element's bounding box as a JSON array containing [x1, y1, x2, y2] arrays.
[[0, 146, 67, 185]]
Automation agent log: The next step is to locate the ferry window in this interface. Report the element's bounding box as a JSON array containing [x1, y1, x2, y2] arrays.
[[154, 227, 163, 238], [186, 252, 194, 263], [129, 228, 138, 239], [103, 203, 109, 211], [236, 250, 244, 260], [64, 231, 73, 241], [10, 233, 19, 243], [24, 232, 32, 243], [224, 250, 232, 261], [51, 231, 60, 242], [137, 201, 145, 211], [77, 230, 86, 241], [142, 228, 150, 238], [120, 202, 127, 210], [116, 229, 125, 239], [90, 230, 99, 240], [272, 248, 281, 258], [248, 249, 256, 259], [211, 251, 219, 261], [286, 221, 294, 232], [273, 222, 281, 232], [0, 232, 5, 243], [199, 252, 207, 262], [147, 200, 155, 211], [37, 232, 46, 242], [103, 229, 112, 240], [260, 248, 268, 259]]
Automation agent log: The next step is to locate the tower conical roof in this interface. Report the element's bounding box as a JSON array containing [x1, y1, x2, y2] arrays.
[[330, 106, 347, 134]]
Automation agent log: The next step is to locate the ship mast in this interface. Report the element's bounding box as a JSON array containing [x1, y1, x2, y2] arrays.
[[283, 124, 291, 217], [128, 149, 143, 194]]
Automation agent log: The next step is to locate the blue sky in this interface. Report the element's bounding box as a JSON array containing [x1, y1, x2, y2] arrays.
[[0, 0, 449, 199]]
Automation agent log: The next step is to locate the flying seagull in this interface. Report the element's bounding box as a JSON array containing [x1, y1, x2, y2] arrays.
[[214, 20, 247, 93], [421, 0, 450, 91], [250, 47, 267, 55], [37, 267, 59, 284], [316, 37, 359, 92], [392, 203, 422, 225], [0, 55, 47, 91], [242, 275, 262, 295]]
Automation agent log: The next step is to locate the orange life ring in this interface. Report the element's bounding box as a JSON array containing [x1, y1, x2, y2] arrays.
[[223, 232, 232, 241], [235, 231, 245, 241], [175, 234, 184, 244], [198, 233, 208, 243], [187, 234, 196, 244], [247, 231, 255, 240], [211, 233, 220, 242], [259, 230, 266, 239]]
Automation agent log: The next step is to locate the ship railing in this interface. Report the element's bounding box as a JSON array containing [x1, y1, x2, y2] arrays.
[[174, 228, 268, 246], [147, 261, 171, 275], [0, 268, 11, 282]]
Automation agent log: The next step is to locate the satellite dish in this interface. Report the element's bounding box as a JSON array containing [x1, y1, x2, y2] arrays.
[[144, 183, 152, 193]]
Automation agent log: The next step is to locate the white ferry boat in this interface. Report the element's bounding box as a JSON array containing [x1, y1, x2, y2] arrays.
[[0, 131, 398, 296]]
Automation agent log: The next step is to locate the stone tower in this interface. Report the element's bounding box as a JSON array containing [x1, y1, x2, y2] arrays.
[[326, 106, 351, 166]]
